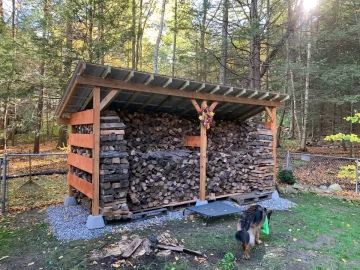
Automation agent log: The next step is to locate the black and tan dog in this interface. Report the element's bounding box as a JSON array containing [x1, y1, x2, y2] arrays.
[[235, 205, 272, 259]]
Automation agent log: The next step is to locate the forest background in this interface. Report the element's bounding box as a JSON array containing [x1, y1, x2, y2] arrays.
[[1, 0, 360, 155]]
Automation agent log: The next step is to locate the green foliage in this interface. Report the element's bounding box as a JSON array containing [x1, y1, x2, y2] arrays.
[[278, 169, 297, 185], [337, 164, 357, 185], [217, 252, 235, 270]]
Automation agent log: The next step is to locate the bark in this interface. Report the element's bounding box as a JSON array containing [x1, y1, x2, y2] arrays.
[[265, 0, 270, 90], [0, 0, 3, 24], [219, 0, 228, 85], [171, 0, 178, 77], [153, 0, 166, 73], [64, 7, 73, 78], [135, 0, 143, 69], [250, 0, 261, 90], [299, 41, 311, 152], [34, 0, 48, 153], [131, 0, 136, 69], [3, 98, 9, 150], [98, 0, 104, 64], [200, 0, 208, 81], [88, 0, 94, 62], [290, 69, 301, 139]]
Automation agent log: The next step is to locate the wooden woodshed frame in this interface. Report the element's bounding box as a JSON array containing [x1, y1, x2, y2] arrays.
[[55, 61, 288, 217]]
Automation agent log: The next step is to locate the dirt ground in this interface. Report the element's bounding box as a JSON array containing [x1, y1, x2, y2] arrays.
[[1, 193, 360, 270]]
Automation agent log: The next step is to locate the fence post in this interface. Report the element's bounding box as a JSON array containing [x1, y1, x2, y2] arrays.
[[1, 153, 7, 214], [286, 151, 291, 170], [356, 159, 359, 195]]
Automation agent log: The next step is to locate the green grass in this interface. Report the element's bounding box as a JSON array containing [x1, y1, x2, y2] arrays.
[[1, 194, 360, 270]]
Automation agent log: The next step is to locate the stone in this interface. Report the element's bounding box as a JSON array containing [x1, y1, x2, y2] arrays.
[[319, 185, 328, 190], [286, 186, 299, 194], [156, 250, 171, 257], [328, 184, 342, 192], [86, 215, 105, 229], [293, 183, 309, 191], [278, 186, 286, 194], [271, 190, 280, 200], [64, 196, 78, 207]]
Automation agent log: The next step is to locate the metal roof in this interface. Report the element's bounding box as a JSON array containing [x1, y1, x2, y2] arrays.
[[56, 61, 289, 120]]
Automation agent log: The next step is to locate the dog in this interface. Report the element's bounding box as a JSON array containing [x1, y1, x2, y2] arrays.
[[235, 205, 273, 259]]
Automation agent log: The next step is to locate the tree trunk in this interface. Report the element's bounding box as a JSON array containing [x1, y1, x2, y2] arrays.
[[97, 0, 104, 64], [277, 107, 286, 147], [3, 98, 9, 151], [200, 0, 208, 81], [290, 69, 301, 139], [135, 0, 143, 69], [153, 0, 166, 73], [299, 41, 311, 152], [219, 0, 228, 85], [171, 0, 178, 77], [131, 0, 136, 69], [34, 0, 48, 153], [250, 0, 261, 90], [265, 0, 270, 90], [0, 0, 3, 24], [88, 0, 94, 62], [57, 125, 68, 149]]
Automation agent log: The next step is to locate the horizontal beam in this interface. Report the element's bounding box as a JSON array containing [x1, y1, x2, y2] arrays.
[[67, 173, 93, 199], [69, 134, 94, 148], [56, 118, 70, 125], [77, 76, 285, 108], [68, 153, 94, 173], [69, 109, 94, 125]]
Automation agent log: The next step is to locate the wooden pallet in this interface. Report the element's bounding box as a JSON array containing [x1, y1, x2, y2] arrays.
[[229, 191, 273, 205]]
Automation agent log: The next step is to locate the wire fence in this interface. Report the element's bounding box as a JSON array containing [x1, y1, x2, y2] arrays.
[[0, 152, 68, 214], [278, 151, 359, 193]]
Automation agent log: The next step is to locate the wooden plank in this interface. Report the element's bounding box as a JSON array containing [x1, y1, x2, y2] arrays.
[[100, 130, 125, 135], [69, 134, 94, 148], [68, 153, 94, 173], [76, 76, 285, 108], [264, 106, 273, 122], [56, 118, 70, 125], [199, 101, 207, 201], [92, 86, 101, 216], [70, 109, 94, 125], [100, 89, 121, 111], [263, 122, 271, 129], [184, 136, 200, 147], [67, 172, 94, 199], [190, 99, 201, 112]]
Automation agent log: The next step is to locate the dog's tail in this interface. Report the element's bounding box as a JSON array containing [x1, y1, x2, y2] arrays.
[[235, 230, 250, 245]]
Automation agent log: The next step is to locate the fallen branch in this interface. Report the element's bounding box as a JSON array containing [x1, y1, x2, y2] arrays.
[[156, 244, 184, 252]]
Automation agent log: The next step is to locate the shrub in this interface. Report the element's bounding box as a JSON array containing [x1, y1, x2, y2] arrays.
[[278, 169, 297, 185], [217, 252, 235, 270]]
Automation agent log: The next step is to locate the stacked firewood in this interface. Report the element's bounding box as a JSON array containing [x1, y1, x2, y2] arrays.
[[99, 111, 132, 221], [118, 111, 274, 210], [74, 124, 93, 134]]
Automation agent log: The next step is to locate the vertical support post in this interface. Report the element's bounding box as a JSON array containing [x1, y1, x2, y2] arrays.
[[92, 87, 101, 216], [270, 107, 277, 181], [356, 159, 359, 194], [199, 101, 208, 201], [1, 153, 7, 214]]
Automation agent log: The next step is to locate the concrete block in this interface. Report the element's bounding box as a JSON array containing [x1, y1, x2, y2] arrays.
[[195, 200, 208, 206], [64, 196, 78, 207], [86, 215, 105, 229]]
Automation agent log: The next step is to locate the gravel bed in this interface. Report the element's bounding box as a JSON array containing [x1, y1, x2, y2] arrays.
[[46, 205, 187, 241], [46, 196, 295, 241]]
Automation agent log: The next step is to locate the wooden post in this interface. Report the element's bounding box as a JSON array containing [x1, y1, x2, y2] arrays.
[[270, 107, 277, 181], [92, 87, 100, 216], [199, 101, 207, 201]]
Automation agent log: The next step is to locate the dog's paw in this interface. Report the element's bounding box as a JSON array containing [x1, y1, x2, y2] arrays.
[[256, 240, 262, 245]]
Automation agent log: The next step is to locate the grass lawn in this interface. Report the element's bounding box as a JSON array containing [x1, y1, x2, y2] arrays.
[[1, 193, 360, 270]]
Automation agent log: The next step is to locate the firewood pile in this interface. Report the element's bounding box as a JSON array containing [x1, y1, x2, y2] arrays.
[[99, 111, 132, 221], [118, 111, 274, 210], [89, 232, 203, 266]]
